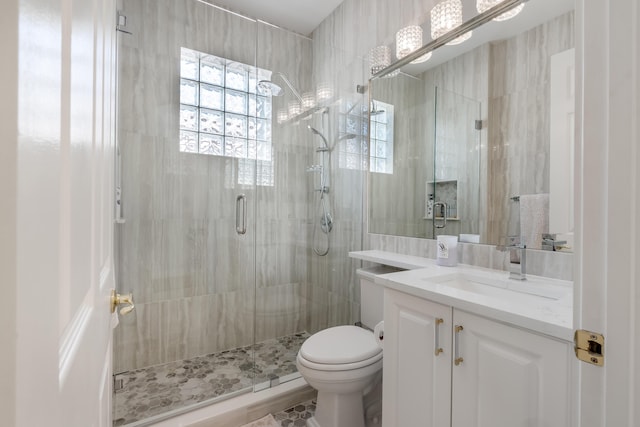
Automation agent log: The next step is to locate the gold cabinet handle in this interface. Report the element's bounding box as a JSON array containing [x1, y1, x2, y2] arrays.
[[434, 318, 444, 356], [454, 325, 464, 366], [110, 289, 135, 315]]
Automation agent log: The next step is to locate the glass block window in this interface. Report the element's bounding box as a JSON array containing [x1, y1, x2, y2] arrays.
[[179, 48, 274, 186], [369, 101, 394, 174], [337, 101, 368, 171], [337, 100, 394, 174]]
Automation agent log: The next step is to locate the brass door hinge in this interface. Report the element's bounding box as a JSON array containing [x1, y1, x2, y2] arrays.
[[574, 329, 604, 366]]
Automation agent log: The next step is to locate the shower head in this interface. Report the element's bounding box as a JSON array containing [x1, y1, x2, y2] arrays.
[[257, 80, 284, 96], [258, 72, 303, 103], [338, 133, 357, 141], [308, 125, 329, 149]]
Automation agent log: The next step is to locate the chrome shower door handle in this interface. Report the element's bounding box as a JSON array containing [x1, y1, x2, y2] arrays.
[[236, 194, 247, 235], [433, 202, 448, 229]]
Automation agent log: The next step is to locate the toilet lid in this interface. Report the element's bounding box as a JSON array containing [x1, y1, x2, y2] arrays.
[[300, 325, 382, 365]]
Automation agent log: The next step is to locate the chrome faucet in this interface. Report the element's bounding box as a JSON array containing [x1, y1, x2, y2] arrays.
[[496, 236, 527, 280]]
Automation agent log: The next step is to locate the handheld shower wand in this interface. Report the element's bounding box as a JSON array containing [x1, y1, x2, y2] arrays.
[[308, 124, 333, 256]]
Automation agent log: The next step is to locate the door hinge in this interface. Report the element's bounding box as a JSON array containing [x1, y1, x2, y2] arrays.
[[116, 11, 132, 34], [475, 120, 483, 130], [574, 329, 604, 366], [114, 377, 124, 392]]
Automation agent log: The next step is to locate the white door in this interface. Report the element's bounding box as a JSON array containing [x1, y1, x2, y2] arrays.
[[576, 0, 640, 426], [382, 289, 452, 427], [3, 0, 118, 425]]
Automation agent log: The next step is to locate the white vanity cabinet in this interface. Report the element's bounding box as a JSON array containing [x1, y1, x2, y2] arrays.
[[383, 288, 572, 427], [451, 310, 572, 427], [382, 288, 452, 427]]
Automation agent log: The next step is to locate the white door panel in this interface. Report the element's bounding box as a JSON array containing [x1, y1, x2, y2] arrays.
[[9, 0, 118, 425], [576, 0, 640, 426]]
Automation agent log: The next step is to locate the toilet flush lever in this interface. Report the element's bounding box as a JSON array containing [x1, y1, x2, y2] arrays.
[[111, 289, 135, 315]]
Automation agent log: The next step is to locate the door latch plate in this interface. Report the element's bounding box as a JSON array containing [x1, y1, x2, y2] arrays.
[[574, 329, 604, 366]]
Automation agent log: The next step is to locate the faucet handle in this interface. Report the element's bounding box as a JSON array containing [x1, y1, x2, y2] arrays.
[[505, 235, 526, 248], [496, 236, 527, 281], [496, 235, 526, 251]]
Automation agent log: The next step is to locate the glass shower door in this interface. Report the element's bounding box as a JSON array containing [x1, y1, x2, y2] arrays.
[[432, 87, 482, 240], [112, 0, 259, 424], [249, 21, 315, 392]]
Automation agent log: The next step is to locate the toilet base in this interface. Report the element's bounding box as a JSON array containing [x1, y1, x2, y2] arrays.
[[307, 390, 365, 427]]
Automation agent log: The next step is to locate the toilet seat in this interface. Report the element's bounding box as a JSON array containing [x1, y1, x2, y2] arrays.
[[298, 326, 382, 371]]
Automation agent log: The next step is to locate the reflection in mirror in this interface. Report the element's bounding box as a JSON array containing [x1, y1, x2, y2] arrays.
[[368, 0, 575, 252], [369, 101, 395, 174]]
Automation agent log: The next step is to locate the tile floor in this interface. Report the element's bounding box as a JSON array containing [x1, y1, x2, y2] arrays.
[[273, 399, 317, 427], [113, 332, 309, 426]]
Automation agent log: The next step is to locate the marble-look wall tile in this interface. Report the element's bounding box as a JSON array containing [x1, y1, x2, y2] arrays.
[[115, 0, 314, 371], [308, 11, 368, 334], [487, 12, 574, 245], [115, 290, 257, 374], [255, 283, 307, 342], [113, 300, 162, 373]]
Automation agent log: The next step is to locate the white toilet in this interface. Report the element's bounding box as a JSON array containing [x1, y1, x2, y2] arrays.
[[296, 267, 388, 427]]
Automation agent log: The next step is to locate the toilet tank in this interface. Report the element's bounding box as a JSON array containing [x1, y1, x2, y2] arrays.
[[357, 266, 403, 329]]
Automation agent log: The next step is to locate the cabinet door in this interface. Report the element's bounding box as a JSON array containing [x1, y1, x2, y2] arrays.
[[382, 289, 452, 427], [452, 310, 571, 427]]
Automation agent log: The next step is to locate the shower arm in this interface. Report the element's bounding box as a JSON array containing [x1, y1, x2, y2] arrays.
[[272, 72, 304, 104]]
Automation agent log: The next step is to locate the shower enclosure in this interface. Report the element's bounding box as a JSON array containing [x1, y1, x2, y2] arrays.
[[112, 0, 365, 425]]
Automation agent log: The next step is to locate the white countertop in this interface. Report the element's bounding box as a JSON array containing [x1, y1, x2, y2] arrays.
[[349, 250, 437, 270], [350, 250, 574, 342]]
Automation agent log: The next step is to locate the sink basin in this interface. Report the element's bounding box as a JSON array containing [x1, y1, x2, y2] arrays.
[[422, 271, 570, 301]]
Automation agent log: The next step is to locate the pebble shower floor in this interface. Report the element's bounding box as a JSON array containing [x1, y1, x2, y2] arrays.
[[113, 332, 309, 426]]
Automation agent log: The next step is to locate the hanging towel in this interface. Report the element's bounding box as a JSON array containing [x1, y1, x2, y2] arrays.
[[519, 193, 549, 250]]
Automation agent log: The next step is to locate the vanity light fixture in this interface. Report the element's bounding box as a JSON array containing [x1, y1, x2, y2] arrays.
[[277, 108, 288, 124], [288, 100, 301, 117], [476, 0, 525, 21], [302, 92, 317, 109], [316, 82, 334, 102], [395, 25, 432, 64], [430, 0, 472, 45], [370, 45, 391, 76], [370, 45, 400, 77]]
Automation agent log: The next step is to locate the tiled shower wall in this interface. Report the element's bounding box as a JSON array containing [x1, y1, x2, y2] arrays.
[[305, 50, 367, 333], [114, 0, 315, 373]]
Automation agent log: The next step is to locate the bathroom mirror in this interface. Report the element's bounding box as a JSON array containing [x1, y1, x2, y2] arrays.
[[368, 0, 575, 251]]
